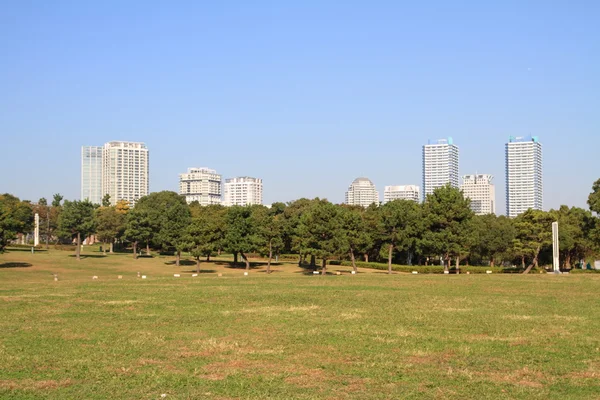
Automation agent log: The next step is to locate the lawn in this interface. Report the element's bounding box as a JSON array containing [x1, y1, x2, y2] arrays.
[[1, 247, 599, 399]]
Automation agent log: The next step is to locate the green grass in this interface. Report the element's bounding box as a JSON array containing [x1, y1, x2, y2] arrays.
[[1, 247, 599, 399]]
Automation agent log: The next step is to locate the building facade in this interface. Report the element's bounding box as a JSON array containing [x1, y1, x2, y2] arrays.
[[223, 177, 263, 206], [461, 174, 496, 215], [179, 167, 222, 205], [345, 177, 379, 207], [102, 141, 149, 206], [505, 136, 542, 218], [422, 138, 459, 201], [81, 146, 103, 205], [383, 185, 420, 203]]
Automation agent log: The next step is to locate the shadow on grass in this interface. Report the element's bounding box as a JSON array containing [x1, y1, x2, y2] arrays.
[[68, 254, 107, 259], [6, 247, 47, 252], [0, 262, 33, 268], [182, 269, 217, 274], [164, 260, 196, 266]]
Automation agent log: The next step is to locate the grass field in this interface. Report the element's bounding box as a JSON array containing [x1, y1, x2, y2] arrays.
[[1, 247, 599, 399]]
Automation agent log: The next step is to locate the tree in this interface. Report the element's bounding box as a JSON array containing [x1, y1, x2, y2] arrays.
[[421, 185, 474, 273], [473, 214, 515, 267], [124, 208, 153, 259], [102, 194, 111, 207], [95, 206, 125, 254], [252, 205, 285, 274], [224, 206, 258, 270], [513, 209, 554, 273], [378, 200, 422, 274], [297, 199, 341, 276], [186, 205, 227, 272], [588, 179, 600, 215], [282, 198, 314, 265], [338, 205, 371, 272], [115, 200, 130, 215], [0, 194, 34, 252], [554, 206, 594, 269], [34, 198, 49, 248], [58, 200, 96, 260]]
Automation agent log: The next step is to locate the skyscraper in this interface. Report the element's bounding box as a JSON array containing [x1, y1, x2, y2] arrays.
[[461, 174, 495, 215], [422, 138, 459, 201], [505, 136, 542, 218], [223, 177, 263, 206], [345, 177, 379, 207], [102, 141, 149, 206], [383, 185, 420, 203], [81, 146, 103, 205], [179, 167, 222, 205]]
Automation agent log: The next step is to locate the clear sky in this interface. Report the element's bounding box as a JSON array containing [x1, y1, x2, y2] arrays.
[[1, 1, 598, 214]]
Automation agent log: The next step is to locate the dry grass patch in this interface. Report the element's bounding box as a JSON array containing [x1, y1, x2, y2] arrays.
[[0, 379, 73, 390]]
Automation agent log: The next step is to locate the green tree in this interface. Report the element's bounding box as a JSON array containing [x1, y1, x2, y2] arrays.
[[101, 194, 111, 207], [513, 209, 554, 273], [282, 198, 314, 265], [554, 206, 594, 269], [252, 205, 285, 274], [186, 204, 226, 269], [588, 179, 600, 215], [297, 199, 341, 275], [124, 208, 153, 259], [378, 200, 422, 274], [95, 206, 125, 254], [0, 194, 34, 252], [58, 200, 96, 260], [473, 214, 516, 267], [338, 205, 371, 273], [421, 185, 474, 273], [224, 206, 258, 270]]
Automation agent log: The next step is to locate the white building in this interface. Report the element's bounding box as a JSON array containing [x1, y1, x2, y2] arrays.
[[179, 168, 222, 205], [81, 146, 103, 204], [461, 174, 496, 215], [422, 138, 459, 201], [505, 136, 542, 218], [223, 177, 263, 206], [345, 177, 379, 207], [383, 185, 420, 203], [102, 141, 149, 206]]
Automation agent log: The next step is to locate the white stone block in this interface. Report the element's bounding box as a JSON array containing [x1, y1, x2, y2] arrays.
[[192, 274, 198, 277], [217, 273, 223, 277], [142, 275, 147, 279], [313, 271, 319, 274], [244, 272, 248, 276], [92, 276, 98, 280], [486, 270, 492, 274], [351, 271, 356, 275], [174, 274, 180, 278], [118, 275, 123, 279], [444, 271, 450, 274], [412, 271, 418, 274]]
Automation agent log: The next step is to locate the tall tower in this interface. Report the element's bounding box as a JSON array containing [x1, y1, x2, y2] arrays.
[[179, 167, 222, 205], [345, 177, 379, 207], [461, 174, 495, 215], [223, 177, 263, 207], [422, 138, 459, 200], [102, 141, 149, 206], [505, 136, 542, 218], [81, 146, 103, 205]]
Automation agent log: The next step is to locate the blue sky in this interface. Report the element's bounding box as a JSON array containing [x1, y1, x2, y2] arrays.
[[1, 1, 598, 214]]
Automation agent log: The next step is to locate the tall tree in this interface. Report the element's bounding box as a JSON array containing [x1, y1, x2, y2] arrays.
[[554, 206, 594, 268], [282, 198, 314, 264], [378, 200, 422, 274], [421, 185, 474, 272], [224, 206, 258, 270], [473, 214, 516, 267], [297, 199, 341, 276], [186, 205, 227, 272], [102, 194, 111, 207], [124, 208, 153, 259], [0, 194, 34, 252], [513, 209, 554, 273], [58, 200, 96, 260], [338, 205, 371, 272], [95, 206, 125, 254], [587, 179, 600, 215], [252, 205, 285, 274]]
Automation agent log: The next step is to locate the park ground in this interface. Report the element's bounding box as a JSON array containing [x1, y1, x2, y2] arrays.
[[1, 247, 599, 399]]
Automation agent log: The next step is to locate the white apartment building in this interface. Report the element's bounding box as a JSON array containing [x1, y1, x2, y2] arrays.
[[102, 141, 149, 206], [505, 136, 542, 218], [422, 138, 459, 201], [223, 177, 263, 206], [345, 177, 379, 207], [383, 185, 420, 203], [81, 146, 103, 204], [461, 174, 495, 215], [179, 168, 222, 205]]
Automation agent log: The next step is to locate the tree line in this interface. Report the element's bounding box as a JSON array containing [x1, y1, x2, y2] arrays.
[[2, 180, 600, 274]]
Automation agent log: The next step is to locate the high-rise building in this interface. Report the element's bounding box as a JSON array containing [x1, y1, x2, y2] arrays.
[[102, 141, 149, 206], [223, 177, 263, 206], [461, 174, 495, 215], [81, 146, 103, 205], [505, 136, 542, 218], [179, 168, 222, 205], [422, 138, 459, 201], [383, 185, 420, 203], [345, 177, 379, 207]]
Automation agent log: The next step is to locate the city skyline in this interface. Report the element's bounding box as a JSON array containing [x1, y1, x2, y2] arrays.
[[2, 3, 598, 213]]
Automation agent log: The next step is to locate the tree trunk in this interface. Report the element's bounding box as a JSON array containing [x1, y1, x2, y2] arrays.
[[387, 244, 393, 274], [233, 252, 238, 266], [196, 257, 200, 274], [364, 253, 369, 262], [267, 239, 272, 274], [176, 251, 181, 267], [218, 249, 221, 256], [206, 254, 210, 262], [523, 246, 541, 274], [241, 252, 250, 270], [521, 255, 525, 269], [321, 258, 327, 276], [444, 256, 450, 272], [565, 254, 571, 269], [109, 241, 114, 254], [298, 253, 302, 266], [146, 242, 150, 255], [76, 232, 81, 260], [133, 241, 138, 259], [425, 257, 429, 266], [490, 257, 495, 268], [455, 256, 460, 274], [46, 216, 50, 249], [350, 249, 357, 273], [310, 255, 316, 267], [103, 242, 107, 255]]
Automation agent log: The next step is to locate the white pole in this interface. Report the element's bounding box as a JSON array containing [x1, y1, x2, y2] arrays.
[[34, 213, 39, 247], [552, 221, 560, 273]]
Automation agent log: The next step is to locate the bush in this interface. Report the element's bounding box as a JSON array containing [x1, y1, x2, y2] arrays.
[[569, 269, 600, 274], [330, 260, 527, 274]]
